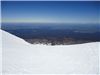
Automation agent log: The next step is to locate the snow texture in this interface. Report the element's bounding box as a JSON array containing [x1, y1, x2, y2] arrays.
[[1, 30, 100, 74]]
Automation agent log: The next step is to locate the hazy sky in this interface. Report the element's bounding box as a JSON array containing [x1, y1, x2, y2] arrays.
[[1, 1, 100, 24]]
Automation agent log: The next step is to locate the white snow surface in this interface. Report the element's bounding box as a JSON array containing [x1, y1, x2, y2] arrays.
[[1, 30, 100, 74]]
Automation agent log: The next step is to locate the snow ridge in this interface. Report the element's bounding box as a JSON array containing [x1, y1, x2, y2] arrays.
[[1, 30, 100, 74]]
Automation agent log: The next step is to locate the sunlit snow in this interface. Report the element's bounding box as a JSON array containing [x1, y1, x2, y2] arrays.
[[1, 30, 100, 74]]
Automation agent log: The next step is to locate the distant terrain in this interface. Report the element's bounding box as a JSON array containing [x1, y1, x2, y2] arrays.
[[1, 23, 100, 45]]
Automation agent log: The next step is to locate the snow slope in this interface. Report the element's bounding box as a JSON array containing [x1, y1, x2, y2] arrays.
[[0, 29, 2, 74], [1, 30, 100, 74]]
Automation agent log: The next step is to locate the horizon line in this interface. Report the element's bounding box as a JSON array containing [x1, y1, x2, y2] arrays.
[[1, 22, 100, 24]]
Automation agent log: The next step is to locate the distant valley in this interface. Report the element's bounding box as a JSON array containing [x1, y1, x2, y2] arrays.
[[1, 23, 100, 45]]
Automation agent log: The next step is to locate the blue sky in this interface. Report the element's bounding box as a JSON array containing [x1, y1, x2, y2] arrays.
[[1, 1, 100, 24]]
